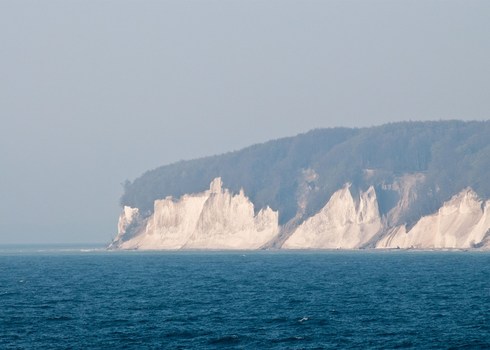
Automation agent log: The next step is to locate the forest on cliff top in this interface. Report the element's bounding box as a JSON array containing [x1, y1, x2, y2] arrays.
[[121, 120, 490, 226]]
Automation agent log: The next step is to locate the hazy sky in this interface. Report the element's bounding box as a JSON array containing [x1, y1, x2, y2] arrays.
[[1, 0, 489, 244]]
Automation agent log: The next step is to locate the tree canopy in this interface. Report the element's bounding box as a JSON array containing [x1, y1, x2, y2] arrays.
[[121, 120, 490, 225]]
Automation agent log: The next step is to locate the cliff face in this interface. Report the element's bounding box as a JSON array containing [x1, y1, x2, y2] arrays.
[[112, 121, 490, 250], [283, 185, 383, 249], [109, 178, 279, 250], [110, 178, 490, 250], [376, 189, 490, 249]]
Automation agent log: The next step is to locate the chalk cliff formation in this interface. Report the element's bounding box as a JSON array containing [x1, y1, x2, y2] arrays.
[[111, 178, 490, 250], [283, 185, 383, 249], [110, 178, 279, 250], [112, 121, 490, 250], [376, 189, 490, 249]]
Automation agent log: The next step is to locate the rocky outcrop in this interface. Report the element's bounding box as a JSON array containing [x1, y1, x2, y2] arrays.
[[376, 189, 490, 249], [109, 178, 279, 250], [283, 185, 383, 249], [110, 178, 490, 250]]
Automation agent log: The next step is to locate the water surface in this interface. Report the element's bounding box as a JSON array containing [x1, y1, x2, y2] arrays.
[[1, 248, 489, 349]]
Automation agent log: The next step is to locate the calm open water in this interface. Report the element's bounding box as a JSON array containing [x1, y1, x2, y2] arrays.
[[0, 247, 489, 349]]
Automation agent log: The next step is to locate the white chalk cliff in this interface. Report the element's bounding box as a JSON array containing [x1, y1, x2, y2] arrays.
[[376, 189, 490, 249], [110, 178, 279, 250], [117, 206, 140, 237], [110, 178, 490, 250], [283, 185, 383, 249]]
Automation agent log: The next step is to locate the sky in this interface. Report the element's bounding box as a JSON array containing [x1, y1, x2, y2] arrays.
[[1, 0, 489, 244]]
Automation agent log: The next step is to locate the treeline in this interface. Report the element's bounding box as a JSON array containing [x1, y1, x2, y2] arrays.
[[121, 120, 490, 225]]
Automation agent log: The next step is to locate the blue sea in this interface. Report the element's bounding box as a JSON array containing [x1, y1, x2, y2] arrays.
[[0, 246, 489, 349]]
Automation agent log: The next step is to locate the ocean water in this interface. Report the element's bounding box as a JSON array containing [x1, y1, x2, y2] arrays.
[[0, 247, 489, 349]]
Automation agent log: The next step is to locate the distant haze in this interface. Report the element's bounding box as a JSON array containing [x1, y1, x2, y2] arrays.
[[1, 0, 489, 244]]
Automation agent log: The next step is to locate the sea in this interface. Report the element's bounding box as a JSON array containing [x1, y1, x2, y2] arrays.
[[0, 246, 489, 349]]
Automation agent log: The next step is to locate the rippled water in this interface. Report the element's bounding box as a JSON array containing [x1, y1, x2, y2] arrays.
[[0, 248, 489, 349]]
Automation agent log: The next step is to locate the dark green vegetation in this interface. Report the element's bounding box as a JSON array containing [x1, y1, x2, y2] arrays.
[[121, 121, 490, 225]]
